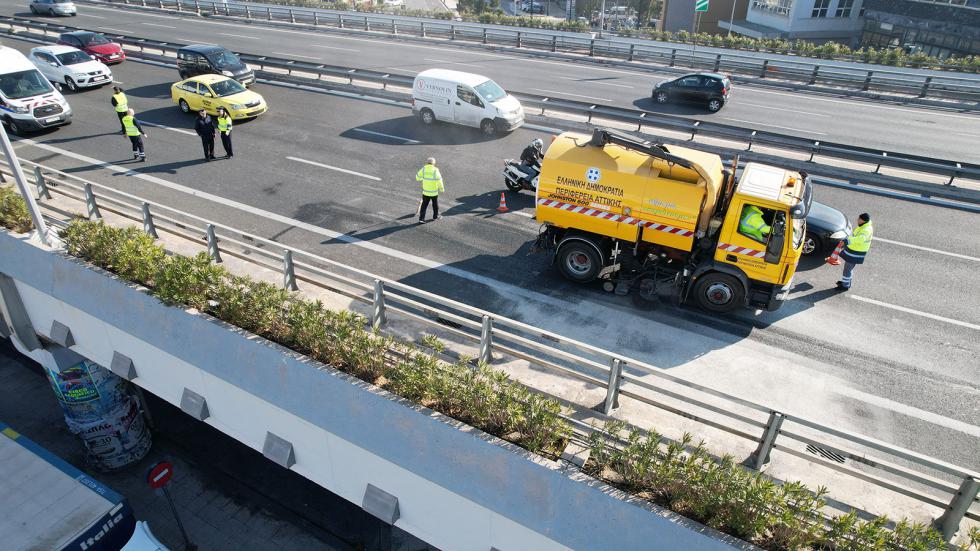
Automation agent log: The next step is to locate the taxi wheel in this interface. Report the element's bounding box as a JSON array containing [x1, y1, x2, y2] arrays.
[[178, 99, 190, 113]]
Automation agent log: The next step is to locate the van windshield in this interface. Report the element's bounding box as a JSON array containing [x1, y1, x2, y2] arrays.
[[0, 69, 54, 99], [55, 51, 92, 66], [206, 51, 241, 69], [474, 79, 506, 102]]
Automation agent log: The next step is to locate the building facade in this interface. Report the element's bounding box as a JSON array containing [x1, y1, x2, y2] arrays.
[[861, 0, 980, 58], [719, 0, 866, 45], [661, 0, 747, 35]]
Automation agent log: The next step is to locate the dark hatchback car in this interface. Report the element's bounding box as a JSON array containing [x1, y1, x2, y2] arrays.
[[58, 31, 125, 64], [652, 72, 732, 112], [176, 44, 254, 87]]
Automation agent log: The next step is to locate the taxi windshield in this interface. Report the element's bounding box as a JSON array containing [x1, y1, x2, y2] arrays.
[[210, 78, 246, 97]]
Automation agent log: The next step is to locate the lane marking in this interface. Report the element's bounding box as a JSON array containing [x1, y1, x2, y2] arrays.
[[722, 117, 826, 135], [82, 4, 183, 19], [142, 23, 177, 29], [272, 51, 321, 60], [312, 44, 360, 52], [351, 128, 420, 144], [286, 156, 381, 180], [750, 88, 980, 122], [850, 295, 980, 332], [834, 385, 980, 439], [76, 13, 106, 19], [512, 210, 534, 218], [140, 121, 196, 136], [531, 88, 612, 102], [737, 102, 829, 117], [876, 237, 980, 263], [219, 32, 260, 40], [559, 77, 634, 89], [98, 27, 132, 34]]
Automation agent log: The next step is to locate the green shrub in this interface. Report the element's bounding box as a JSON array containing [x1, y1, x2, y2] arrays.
[[0, 185, 35, 234], [57, 219, 571, 457]]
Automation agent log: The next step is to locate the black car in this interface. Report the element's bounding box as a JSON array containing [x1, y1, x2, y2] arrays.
[[176, 45, 255, 87], [652, 72, 731, 112], [804, 201, 850, 257]]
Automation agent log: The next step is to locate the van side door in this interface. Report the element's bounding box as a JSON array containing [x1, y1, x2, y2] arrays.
[[453, 84, 484, 127]]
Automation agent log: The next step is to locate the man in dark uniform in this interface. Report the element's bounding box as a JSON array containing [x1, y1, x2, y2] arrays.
[[194, 109, 216, 161]]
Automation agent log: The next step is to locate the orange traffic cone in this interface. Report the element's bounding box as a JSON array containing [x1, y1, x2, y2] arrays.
[[497, 192, 509, 212], [825, 241, 844, 266]]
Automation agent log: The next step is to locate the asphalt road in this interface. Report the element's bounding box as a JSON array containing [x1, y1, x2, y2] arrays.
[[3, 0, 980, 163], [2, 36, 979, 477]]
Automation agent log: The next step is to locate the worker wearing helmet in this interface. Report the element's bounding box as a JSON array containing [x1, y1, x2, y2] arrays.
[[738, 204, 770, 243], [519, 138, 545, 180]]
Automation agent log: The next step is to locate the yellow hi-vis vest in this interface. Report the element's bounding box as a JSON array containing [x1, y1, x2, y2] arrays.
[[121, 115, 140, 137], [113, 92, 127, 113], [416, 164, 444, 196], [846, 221, 873, 253], [216, 116, 232, 133], [739, 205, 770, 242]]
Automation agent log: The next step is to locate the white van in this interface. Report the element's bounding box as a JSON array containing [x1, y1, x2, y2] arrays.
[[0, 46, 73, 135], [412, 69, 523, 136]]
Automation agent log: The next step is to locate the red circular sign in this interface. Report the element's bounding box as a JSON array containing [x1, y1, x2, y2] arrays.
[[146, 461, 174, 489]]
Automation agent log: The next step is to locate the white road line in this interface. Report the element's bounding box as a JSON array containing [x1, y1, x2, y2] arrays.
[[351, 128, 420, 144], [12, 137, 577, 314], [511, 210, 534, 218], [749, 88, 980, 122], [272, 52, 321, 60], [83, 4, 182, 19], [559, 77, 634, 89], [142, 23, 177, 29], [722, 117, 826, 135], [876, 237, 980, 263], [737, 102, 829, 118], [219, 33, 260, 40], [286, 156, 381, 180], [98, 27, 132, 34], [312, 44, 360, 52], [850, 295, 980, 332], [76, 13, 106, 19], [140, 122, 196, 136], [531, 88, 612, 102]]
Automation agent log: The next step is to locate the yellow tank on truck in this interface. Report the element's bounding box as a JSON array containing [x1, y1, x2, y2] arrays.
[[536, 132, 726, 255]]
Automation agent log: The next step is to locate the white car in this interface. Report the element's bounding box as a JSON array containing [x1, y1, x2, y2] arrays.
[[29, 45, 112, 92], [30, 0, 76, 16]]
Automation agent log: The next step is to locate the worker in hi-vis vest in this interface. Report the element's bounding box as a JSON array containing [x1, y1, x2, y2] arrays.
[[416, 157, 445, 224], [836, 212, 874, 291], [110, 86, 128, 134], [121, 109, 147, 162]]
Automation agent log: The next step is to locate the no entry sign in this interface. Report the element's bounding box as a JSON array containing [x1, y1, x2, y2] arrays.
[[146, 461, 174, 489]]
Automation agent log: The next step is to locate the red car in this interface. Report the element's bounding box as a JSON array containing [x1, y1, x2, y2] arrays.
[[57, 31, 125, 64]]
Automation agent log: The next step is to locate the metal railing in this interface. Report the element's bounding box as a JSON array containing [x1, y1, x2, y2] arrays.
[[3, 15, 979, 203], [98, 0, 980, 103], [1, 153, 977, 540]]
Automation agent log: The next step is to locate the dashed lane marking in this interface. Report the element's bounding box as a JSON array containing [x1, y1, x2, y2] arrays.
[[722, 117, 826, 135], [98, 27, 132, 34], [76, 13, 106, 19], [219, 33, 260, 40], [312, 44, 360, 53], [272, 52, 321, 60], [876, 237, 980, 263], [142, 23, 177, 29], [530, 88, 612, 102], [350, 128, 420, 144], [286, 156, 381, 180], [737, 102, 829, 118], [559, 77, 634, 89], [850, 295, 980, 332], [140, 121, 196, 136]]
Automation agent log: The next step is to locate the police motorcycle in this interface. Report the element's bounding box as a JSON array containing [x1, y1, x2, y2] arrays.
[[503, 139, 543, 193]]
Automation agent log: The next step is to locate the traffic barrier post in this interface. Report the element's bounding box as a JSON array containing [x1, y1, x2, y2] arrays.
[[478, 315, 493, 364], [371, 279, 386, 329], [289, 9, 295, 23], [627, 43, 634, 61], [690, 121, 700, 141], [920, 76, 932, 98], [282, 249, 298, 291], [760, 59, 769, 78], [84, 183, 101, 220], [713, 53, 721, 72], [206, 224, 221, 263], [420, 22, 425, 37], [747, 130, 757, 151], [516, 31, 522, 49], [863, 71, 873, 91], [748, 411, 784, 470], [365, 16, 370, 31], [601, 358, 624, 414], [808, 141, 820, 162], [874, 152, 887, 174], [588, 38, 594, 57], [809, 65, 819, 85], [32, 167, 51, 200], [552, 36, 557, 52], [141, 202, 158, 238], [669, 48, 676, 67], [935, 476, 980, 541]]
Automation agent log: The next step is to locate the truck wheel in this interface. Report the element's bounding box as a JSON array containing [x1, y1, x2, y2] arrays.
[[419, 108, 435, 125], [557, 241, 602, 283], [693, 272, 743, 314]]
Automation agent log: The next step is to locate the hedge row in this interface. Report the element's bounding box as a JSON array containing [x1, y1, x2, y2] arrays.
[[0, 185, 34, 234]]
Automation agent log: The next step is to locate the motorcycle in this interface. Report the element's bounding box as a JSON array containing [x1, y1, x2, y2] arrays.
[[503, 159, 539, 192]]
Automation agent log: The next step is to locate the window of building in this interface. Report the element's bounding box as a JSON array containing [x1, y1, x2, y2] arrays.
[[751, 0, 794, 16], [835, 0, 854, 17], [811, 0, 830, 17]]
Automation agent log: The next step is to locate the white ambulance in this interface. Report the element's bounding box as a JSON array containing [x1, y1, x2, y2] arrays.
[[0, 45, 73, 135], [412, 68, 523, 136]]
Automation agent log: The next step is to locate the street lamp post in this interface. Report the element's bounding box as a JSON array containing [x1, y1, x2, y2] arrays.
[[0, 124, 50, 246], [728, 0, 738, 37]]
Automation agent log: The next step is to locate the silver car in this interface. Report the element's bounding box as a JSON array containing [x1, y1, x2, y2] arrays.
[[30, 0, 77, 16]]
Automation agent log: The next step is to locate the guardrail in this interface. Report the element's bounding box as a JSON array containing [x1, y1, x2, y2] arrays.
[[1, 150, 977, 540], [3, 15, 979, 201], [99, 0, 980, 104]]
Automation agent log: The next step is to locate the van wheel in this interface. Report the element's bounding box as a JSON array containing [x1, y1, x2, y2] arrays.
[[693, 272, 743, 314], [480, 119, 497, 136], [5, 118, 23, 136], [179, 99, 190, 113], [707, 98, 724, 112], [30, 5, 37, 13], [64, 77, 77, 92], [654, 90, 669, 104], [419, 108, 435, 125], [556, 241, 602, 284]]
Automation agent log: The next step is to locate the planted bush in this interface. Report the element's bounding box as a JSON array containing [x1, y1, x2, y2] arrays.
[[57, 220, 570, 455], [0, 185, 34, 234]]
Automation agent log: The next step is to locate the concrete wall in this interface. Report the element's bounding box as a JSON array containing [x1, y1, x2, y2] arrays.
[[0, 230, 750, 551], [747, 0, 865, 39]]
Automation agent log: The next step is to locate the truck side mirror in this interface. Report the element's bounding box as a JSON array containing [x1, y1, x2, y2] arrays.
[[764, 214, 786, 264]]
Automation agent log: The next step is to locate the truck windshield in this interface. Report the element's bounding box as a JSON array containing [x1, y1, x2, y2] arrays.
[[56, 51, 92, 66], [0, 69, 54, 99], [474, 79, 506, 102]]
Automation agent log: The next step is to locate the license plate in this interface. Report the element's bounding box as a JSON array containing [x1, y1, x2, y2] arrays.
[[93, 75, 107, 81], [43, 116, 61, 123]]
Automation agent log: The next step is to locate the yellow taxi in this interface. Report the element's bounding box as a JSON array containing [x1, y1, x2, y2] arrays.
[[171, 74, 267, 119]]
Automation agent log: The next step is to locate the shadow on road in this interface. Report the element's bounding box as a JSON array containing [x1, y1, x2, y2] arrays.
[[631, 97, 720, 116], [340, 116, 508, 146]]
